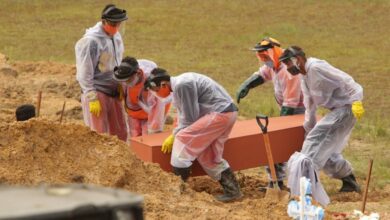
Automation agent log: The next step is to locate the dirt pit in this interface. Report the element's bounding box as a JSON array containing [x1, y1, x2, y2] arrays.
[[0, 53, 389, 219]]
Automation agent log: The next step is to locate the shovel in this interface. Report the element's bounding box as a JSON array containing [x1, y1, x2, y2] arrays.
[[256, 114, 289, 201]]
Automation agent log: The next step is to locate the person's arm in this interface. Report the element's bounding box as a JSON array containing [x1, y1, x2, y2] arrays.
[[301, 79, 317, 133], [236, 65, 273, 103]]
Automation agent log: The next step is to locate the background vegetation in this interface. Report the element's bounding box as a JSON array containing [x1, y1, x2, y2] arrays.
[[0, 0, 389, 195]]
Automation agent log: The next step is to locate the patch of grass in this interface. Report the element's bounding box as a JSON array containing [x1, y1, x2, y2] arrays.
[[0, 0, 389, 189]]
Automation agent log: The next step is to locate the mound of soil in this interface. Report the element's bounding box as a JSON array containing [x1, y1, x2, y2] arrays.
[[0, 119, 288, 219]]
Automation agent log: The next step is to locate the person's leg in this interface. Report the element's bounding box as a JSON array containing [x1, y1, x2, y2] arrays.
[[194, 112, 242, 202], [107, 97, 128, 141], [128, 117, 142, 137], [323, 153, 360, 192], [263, 106, 306, 189], [170, 112, 236, 181], [141, 119, 148, 136], [301, 106, 355, 171], [300, 106, 359, 192], [89, 92, 109, 134]]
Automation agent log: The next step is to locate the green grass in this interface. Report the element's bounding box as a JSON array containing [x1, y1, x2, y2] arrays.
[[0, 0, 389, 187]]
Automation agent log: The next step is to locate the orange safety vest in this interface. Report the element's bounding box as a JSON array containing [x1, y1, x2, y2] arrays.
[[124, 83, 171, 120], [125, 82, 148, 120]]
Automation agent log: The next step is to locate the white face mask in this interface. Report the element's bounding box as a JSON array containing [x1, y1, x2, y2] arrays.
[[127, 74, 139, 87], [264, 60, 274, 69]]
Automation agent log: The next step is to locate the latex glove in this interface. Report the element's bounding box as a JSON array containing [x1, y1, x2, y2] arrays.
[[89, 100, 102, 117], [280, 106, 295, 116], [161, 134, 174, 154], [236, 86, 249, 104], [352, 101, 364, 120], [236, 74, 264, 104]]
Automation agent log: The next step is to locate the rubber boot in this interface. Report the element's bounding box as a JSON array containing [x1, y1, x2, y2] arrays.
[[339, 174, 361, 193], [215, 168, 243, 202], [173, 166, 191, 182]]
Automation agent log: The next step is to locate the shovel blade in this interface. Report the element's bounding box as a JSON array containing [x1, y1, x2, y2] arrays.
[[265, 188, 290, 202]]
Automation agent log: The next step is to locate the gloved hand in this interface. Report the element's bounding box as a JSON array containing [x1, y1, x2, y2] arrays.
[[236, 87, 249, 104], [89, 99, 102, 117], [352, 101, 364, 120], [236, 74, 264, 104], [161, 134, 174, 154], [280, 106, 295, 116]]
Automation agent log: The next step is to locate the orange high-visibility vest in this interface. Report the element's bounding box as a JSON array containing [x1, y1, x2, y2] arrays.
[[125, 82, 148, 120]]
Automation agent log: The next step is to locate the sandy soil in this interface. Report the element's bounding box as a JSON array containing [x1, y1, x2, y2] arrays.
[[0, 53, 389, 219]]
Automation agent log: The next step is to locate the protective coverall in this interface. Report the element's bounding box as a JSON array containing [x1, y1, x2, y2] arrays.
[[121, 59, 171, 137], [238, 46, 304, 184], [169, 73, 237, 179], [75, 21, 127, 141], [287, 57, 363, 206]]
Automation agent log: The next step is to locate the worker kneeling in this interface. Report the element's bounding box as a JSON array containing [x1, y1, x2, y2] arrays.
[[144, 68, 242, 202]]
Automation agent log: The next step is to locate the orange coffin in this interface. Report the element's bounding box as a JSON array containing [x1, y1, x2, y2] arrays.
[[130, 114, 305, 176]]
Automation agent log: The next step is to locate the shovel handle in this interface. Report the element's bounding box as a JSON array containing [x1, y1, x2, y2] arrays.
[[256, 114, 269, 134]]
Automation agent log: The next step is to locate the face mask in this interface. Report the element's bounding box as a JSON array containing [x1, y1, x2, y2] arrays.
[[103, 24, 119, 36], [264, 60, 274, 69], [126, 75, 139, 87], [156, 85, 171, 98], [287, 58, 301, 75]]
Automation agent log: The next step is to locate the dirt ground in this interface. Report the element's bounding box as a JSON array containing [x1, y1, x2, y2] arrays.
[[0, 53, 389, 219]]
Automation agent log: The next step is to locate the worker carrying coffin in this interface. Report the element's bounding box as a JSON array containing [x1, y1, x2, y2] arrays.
[[279, 46, 364, 206], [236, 37, 305, 190], [144, 69, 242, 202]]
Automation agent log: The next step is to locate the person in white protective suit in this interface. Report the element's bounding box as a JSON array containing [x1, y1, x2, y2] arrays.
[[112, 56, 171, 137], [144, 68, 242, 202], [236, 37, 305, 190], [75, 4, 128, 141], [279, 46, 365, 206]]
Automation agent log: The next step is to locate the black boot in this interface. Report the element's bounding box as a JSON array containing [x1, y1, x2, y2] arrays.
[[339, 174, 361, 193], [259, 180, 287, 192], [269, 181, 288, 190], [173, 166, 191, 182], [215, 168, 243, 202]]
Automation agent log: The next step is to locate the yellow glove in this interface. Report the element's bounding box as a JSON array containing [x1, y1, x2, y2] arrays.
[[89, 99, 102, 117], [161, 134, 174, 154], [352, 101, 364, 120]]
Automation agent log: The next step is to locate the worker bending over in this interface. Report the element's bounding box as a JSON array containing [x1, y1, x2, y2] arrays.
[[113, 56, 170, 137], [144, 69, 242, 202]]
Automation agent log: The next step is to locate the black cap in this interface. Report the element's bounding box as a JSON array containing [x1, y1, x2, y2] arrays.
[[16, 104, 36, 121], [101, 4, 128, 22], [279, 46, 305, 63], [144, 68, 170, 90], [113, 56, 139, 82], [251, 37, 281, 52]]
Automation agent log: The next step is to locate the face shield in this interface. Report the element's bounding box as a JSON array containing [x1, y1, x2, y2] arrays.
[[101, 5, 128, 37]]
